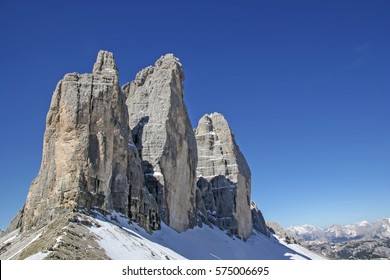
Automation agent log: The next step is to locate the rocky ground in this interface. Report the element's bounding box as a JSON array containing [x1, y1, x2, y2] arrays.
[[0, 211, 109, 260]]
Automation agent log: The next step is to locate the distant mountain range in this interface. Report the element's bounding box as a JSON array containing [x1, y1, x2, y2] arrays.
[[287, 218, 390, 243], [285, 218, 390, 260]]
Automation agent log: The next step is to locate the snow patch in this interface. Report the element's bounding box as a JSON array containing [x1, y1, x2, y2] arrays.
[[3, 235, 17, 244], [25, 251, 50, 260]]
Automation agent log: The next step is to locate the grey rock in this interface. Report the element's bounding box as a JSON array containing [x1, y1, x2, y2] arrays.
[[21, 51, 144, 231], [251, 201, 270, 237], [195, 113, 253, 239], [93, 51, 118, 75], [123, 54, 197, 232], [195, 186, 208, 226], [196, 177, 216, 218], [4, 206, 24, 234], [210, 175, 239, 235], [305, 238, 390, 260], [266, 221, 300, 244]]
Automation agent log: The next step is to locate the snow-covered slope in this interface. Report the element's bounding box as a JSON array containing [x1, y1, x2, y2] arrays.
[[0, 228, 44, 260], [1, 210, 325, 260], [86, 211, 323, 260]]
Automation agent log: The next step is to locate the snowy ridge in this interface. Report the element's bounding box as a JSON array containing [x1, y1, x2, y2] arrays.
[[288, 218, 390, 243]]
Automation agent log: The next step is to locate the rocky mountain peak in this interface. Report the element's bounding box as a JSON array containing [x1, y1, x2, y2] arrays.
[[195, 112, 255, 240], [19, 50, 138, 232], [124, 54, 197, 232], [92, 50, 118, 75], [196, 112, 250, 182], [5, 51, 270, 254], [155, 53, 182, 69]]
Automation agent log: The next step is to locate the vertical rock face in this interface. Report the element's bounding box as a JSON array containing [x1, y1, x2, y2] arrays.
[[195, 113, 253, 239], [123, 54, 197, 232], [21, 51, 143, 231]]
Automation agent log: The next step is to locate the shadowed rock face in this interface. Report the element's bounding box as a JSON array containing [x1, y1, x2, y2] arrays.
[[195, 113, 253, 239], [123, 54, 197, 232], [21, 51, 143, 231], [251, 201, 270, 237]]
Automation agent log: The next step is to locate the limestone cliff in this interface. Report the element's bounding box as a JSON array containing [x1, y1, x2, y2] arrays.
[[21, 51, 143, 231], [195, 113, 253, 239], [123, 54, 197, 232], [8, 51, 270, 245]]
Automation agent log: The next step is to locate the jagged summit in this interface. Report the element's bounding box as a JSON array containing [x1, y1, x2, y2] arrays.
[[196, 112, 250, 182], [123, 53, 184, 96], [123, 53, 196, 232], [195, 112, 253, 239], [92, 50, 118, 74], [156, 53, 182, 66], [20, 50, 135, 232]]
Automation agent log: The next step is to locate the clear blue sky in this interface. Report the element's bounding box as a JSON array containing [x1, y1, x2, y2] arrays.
[[0, 0, 389, 229]]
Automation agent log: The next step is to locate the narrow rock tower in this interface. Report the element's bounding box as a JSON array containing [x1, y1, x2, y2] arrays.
[[21, 51, 143, 231], [123, 54, 197, 232], [195, 113, 253, 239]]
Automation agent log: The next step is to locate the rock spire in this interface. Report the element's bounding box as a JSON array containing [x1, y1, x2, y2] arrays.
[[123, 54, 197, 232], [195, 113, 253, 239], [21, 51, 142, 231]]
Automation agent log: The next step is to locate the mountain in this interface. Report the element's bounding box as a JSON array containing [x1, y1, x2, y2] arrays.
[[195, 113, 254, 239], [123, 54, 197, 232], [305, 238, 390, 260], [287, 219, 390, 260], [19, 51, 133, 232], [288, 218, 390, 243], [0, 50, 298, 260]]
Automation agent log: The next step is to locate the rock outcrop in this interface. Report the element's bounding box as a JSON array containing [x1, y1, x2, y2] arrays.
[[4, 207, 24, 234], [21, 51, 144, 231], [123, 54, 197, 232], [195, 113, 253, 239], [251, 201, 270, 237], [8, 50, 269, 247]]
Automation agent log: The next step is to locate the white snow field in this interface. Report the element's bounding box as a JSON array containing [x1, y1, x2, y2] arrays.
[[87, 211, 325, 260]]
